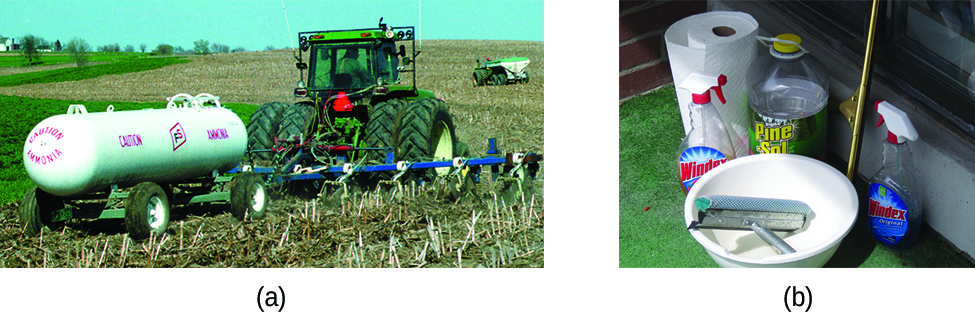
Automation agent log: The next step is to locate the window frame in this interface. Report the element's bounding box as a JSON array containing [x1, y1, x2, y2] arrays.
[[769, 0, 975, 140]]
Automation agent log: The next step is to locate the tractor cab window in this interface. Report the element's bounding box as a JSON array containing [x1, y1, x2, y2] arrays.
[[376, 43, 399, 84], [308, 44, 375, 90]]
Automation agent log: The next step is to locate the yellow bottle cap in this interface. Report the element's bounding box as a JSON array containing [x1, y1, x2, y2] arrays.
[[773, 34, 802, 53]]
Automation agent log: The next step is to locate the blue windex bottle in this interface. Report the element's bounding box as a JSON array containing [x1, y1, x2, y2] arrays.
[[676, 71, 736, 194], [868, 100, 922, 250]]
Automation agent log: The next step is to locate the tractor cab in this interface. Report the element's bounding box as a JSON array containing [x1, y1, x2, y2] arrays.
[[294, 18, 419, 104]]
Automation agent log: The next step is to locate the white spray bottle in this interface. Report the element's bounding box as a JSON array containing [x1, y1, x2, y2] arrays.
[[677, 71, 737, 194], [868, 100, 922, 250]]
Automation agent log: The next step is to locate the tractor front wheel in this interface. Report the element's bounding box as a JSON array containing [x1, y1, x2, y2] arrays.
[[125, 182, 170, 240], [247, 102, 287, 160], [397, 98, 458, 184]]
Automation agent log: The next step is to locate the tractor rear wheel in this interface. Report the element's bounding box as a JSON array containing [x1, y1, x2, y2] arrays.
[[125, 182, 170, 240], [230, 172, 268, 221], [363, 99, 407, 180], [247, 102, 287, 160], [276, 104, 317, 144], [473, 69, 490, 86], [397, 98, 457, 184], [18, 187, 65, 237]]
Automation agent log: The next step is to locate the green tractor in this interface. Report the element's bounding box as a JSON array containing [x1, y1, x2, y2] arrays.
[[247, 18, 469, 188]]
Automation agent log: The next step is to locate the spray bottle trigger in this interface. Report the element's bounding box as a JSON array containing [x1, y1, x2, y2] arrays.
[[713, 74, 727, 104], [874, 100, 885, 128]]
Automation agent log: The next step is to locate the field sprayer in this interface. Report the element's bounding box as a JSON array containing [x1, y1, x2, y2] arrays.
[[472, 56, 530, 86], [239, 18, 542, 218], [18, 93, 265, 240]]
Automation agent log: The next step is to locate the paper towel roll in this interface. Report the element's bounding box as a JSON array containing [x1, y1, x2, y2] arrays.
[[666, 11, 759, 158]]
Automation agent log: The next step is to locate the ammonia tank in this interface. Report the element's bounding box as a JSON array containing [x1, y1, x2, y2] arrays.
[[23, 97, 247, 197]]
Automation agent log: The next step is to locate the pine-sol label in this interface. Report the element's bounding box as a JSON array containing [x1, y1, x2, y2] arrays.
[[748, 109, 827, 160]]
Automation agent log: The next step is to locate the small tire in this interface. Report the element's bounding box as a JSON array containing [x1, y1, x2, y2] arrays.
[[125, 182, 170, 240], [247, 102, 287, 160], [18, 187, 65, 237], [523, 72, 529, 84], [230, 172, 269, 221]]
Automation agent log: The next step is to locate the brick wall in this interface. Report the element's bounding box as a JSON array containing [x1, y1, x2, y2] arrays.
[[619, 0, 706, 100]]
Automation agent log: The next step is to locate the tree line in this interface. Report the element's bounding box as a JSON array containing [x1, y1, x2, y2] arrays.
[[15, 34, 270, 67]]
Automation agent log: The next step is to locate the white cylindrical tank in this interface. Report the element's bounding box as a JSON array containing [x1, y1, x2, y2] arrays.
[[23, 97, 247, 197]]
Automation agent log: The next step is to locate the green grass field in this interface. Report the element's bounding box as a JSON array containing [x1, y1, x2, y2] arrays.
[[0, 52, 149, 67], [0, 95, 256, 204], [619, 84, 975, 268], [0, 57, 190, 87]]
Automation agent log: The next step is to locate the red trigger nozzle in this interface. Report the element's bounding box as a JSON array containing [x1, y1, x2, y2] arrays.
[[713, 74, 727, 104], [874, 100, 884, 128]]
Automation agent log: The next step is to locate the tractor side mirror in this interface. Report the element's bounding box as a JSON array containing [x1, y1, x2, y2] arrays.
[[398, 45, 407, 57], [296, 62, 308, 70]]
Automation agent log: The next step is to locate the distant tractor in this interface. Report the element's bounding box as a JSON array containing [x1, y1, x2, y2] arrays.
[[472, 56, 530, 86]]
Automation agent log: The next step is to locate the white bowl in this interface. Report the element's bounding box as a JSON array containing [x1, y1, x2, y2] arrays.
[[684, 154, 858, 268]]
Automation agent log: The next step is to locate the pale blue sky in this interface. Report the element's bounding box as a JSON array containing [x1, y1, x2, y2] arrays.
[[0, 0, 543, 51]]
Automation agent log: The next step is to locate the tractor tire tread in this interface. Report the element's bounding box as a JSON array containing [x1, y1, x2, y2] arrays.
[[246, 102, 287, 160]]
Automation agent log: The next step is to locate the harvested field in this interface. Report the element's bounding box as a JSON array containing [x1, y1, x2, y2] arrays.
[[0, 39, 543, 268]]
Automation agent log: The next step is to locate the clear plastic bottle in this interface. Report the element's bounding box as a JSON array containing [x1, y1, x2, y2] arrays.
[[676, 71, 736, 194], [747, 34, 829, 159], [868, 101, 922, 250]]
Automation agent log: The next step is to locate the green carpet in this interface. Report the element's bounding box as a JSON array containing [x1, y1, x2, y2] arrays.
[[619, 83, 975, 268]]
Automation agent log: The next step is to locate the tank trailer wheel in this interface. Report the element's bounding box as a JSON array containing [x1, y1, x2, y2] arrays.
[[18, 187, 65, 237], [523, 72, 529, 84], [397, 98, 457, 184], [125, 182, 171, 240], [230, 172, 269, 221], [247, 102, 287, 160]]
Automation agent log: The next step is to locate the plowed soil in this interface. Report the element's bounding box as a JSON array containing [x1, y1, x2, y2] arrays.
[[0, 40, 543, 268]]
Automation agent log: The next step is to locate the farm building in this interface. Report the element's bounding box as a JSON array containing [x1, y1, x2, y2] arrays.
[[0, 36, 17, 51]]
